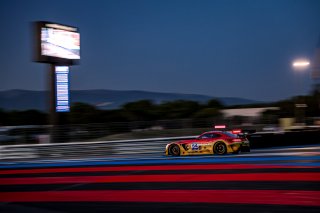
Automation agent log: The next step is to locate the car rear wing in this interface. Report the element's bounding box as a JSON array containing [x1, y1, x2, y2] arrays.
[[234, 129, 256, 139]]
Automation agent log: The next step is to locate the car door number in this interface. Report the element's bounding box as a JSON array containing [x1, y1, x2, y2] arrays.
[[191, 143, 199, 150]]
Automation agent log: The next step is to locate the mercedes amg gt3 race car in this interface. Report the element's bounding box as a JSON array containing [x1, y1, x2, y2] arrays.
[[165, 128, 251, 156]]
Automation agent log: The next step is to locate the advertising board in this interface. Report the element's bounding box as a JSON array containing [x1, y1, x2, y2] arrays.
[[34, 21, 80, 65]]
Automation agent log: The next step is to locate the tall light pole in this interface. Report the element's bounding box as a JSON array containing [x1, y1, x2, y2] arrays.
[[292, 58, 310, 125]]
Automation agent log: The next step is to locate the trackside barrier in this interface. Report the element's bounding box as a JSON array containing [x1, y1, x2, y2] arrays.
[[0, 136, 196, 161]]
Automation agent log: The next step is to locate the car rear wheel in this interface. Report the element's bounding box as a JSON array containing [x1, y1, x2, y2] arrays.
[[214, 142, 227, 155], [169, 144, 180, 156]]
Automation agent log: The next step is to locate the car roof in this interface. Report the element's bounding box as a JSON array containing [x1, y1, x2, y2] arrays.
[[201, 131, 226, 134]]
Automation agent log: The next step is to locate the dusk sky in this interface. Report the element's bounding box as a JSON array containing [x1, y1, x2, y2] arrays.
[[0, 0, 320, 102]]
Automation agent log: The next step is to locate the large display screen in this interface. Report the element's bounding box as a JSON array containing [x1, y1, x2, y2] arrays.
[[34, 21, 80, 65]]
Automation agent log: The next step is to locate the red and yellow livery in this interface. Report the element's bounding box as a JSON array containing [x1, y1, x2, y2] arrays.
[[165, 130, 250, 156]]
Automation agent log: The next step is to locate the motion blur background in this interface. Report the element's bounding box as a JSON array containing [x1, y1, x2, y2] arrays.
[[1, 0, 320, 144], [1, 2, 320, 212]]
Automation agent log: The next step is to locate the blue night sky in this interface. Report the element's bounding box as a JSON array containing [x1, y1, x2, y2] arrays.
[[0, 0, 319, 102]]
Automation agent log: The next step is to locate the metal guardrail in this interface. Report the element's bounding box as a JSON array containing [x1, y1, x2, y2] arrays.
[[0, 136, 196, 162]]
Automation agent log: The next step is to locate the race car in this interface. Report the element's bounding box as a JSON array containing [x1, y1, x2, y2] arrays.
[[165, 129, 250, 156]]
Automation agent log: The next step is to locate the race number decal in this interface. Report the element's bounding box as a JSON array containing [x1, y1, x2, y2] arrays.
[[191, 143, 199, 150]]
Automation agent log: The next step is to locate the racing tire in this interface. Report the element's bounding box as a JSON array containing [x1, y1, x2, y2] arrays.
[[214, 142, 227, 155], [169, 144, 180, 156]]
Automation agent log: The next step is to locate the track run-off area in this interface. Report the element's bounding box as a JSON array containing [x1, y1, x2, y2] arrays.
[[0, 145, 320, 212]]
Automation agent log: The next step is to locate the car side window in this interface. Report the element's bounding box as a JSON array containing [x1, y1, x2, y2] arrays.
[[199, 133, 211, 139], [211, 133, 220, 138], [200, 133, 221, 139], [198, 133, 222, 139]]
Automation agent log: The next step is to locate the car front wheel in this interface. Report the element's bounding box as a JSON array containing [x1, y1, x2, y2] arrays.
[[169, 144, 180, 156]]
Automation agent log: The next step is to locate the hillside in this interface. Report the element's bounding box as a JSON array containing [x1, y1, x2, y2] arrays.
[[0, 89, 260, 111]]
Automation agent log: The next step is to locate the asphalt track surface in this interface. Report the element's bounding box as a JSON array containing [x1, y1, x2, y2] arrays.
[[0, 145, 320, 213]]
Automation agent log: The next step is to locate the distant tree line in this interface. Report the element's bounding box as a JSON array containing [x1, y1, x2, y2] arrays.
[[0, 99, 223, 126], [1, 89, 320, 126], [0, 109, 48, 126]]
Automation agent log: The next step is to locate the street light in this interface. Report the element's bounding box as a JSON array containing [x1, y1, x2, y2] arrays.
[[292, 59, 310, 70], [292, 58, 310, 125]]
